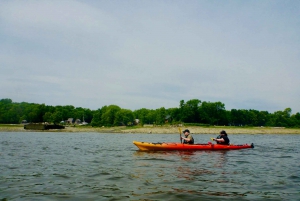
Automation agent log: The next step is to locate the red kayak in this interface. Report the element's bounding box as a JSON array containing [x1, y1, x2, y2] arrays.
[[133, 141, 254, 151]]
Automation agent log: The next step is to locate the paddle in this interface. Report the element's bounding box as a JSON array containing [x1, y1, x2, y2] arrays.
[[210, 137, 232, 145], [178, 128, 182, 143]]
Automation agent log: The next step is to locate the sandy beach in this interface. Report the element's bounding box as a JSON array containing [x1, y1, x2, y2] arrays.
[[1, 124, 300, 134]]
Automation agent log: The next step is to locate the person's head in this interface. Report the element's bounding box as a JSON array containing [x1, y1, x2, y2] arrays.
[[220, 130, 227, 136], [183, 129, 190, 136]]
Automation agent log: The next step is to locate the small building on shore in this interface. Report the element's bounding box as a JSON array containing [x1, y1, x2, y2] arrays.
[[66, 118, 73, 124]]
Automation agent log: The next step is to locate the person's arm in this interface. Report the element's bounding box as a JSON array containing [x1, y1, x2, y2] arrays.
[[213, 138, 225, 142], [181, 135, 191, 142]]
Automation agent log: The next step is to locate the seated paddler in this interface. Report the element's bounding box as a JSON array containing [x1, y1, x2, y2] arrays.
[[181, 129, 194, 144], [213, 130, 230, 145]]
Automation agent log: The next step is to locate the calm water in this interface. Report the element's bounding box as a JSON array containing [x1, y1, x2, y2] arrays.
[[0, 132, 299, 201]]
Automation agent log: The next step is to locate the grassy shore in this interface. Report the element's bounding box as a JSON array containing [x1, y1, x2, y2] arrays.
[[1, 124, 300, 134]]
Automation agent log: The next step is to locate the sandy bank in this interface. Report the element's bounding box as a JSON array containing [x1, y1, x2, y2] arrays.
[[122, 126, 300, 134], [1, 125, 300, 134]]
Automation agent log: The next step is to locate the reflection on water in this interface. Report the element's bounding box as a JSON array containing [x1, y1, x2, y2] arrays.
[[0, 132, 299, 201], [131, 149, 253, 200], [133, 150, 228, 184]]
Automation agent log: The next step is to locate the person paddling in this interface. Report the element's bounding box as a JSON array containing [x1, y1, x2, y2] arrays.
[[213, 130, 230, 145], [181, 129, 194, 144]]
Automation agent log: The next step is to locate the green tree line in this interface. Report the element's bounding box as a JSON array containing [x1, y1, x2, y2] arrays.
[[1, 98, 300, 128]]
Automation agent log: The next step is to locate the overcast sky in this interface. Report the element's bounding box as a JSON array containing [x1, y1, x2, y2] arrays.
[[1, 0, 299, 113]]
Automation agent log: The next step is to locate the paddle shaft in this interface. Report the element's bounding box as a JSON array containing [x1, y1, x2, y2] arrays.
[[178, 128, 182, 144]]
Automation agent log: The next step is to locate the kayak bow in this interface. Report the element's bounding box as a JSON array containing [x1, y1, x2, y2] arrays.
[[133, 141, 254, 151]]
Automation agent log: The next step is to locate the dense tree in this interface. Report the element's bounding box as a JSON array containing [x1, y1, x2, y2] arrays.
[[179, 99, 201, 123], [114, 109, 134, 126], [51, 111, 63, 124], [101, 105, 121, 126], [199, 101, 226, 125], [133, 108, 150, 125], [267, 108, 292, 127], [155, 107, 166, 125], [91, 109, 103, 127], [290, 112, 300, 127], [146, 110, 156, 125], [0, 98, 299, 128], [165, 107, 180, 124], [43, 112, 52, 123]]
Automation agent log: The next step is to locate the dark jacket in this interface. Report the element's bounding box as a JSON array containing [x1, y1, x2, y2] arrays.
[[216, 135, 230, 145]]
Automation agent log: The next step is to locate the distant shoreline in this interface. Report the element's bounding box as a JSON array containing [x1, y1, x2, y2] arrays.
[[1, 124, 300, 134]]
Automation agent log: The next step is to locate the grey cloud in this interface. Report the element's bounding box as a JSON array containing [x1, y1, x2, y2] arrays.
[[0, 0, 299, 113]]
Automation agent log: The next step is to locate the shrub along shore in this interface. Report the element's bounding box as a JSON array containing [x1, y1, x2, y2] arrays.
[[1, 124, 300, 134]]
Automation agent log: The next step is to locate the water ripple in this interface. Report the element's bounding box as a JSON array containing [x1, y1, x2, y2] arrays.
[[0, 132, 299, 200]]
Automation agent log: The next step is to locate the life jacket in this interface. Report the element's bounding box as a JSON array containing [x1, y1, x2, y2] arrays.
[[183, 134, 194, 144], [216, 135, 230, 145]]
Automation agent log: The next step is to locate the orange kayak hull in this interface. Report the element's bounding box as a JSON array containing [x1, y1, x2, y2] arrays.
[[133, 141, 254, 151]]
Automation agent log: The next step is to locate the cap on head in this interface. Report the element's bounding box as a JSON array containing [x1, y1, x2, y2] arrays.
[[183, 129, 190, 133], [220, 130, 227, 135]]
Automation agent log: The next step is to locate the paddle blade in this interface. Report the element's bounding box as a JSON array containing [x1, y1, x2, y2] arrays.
[[178, 128, 182, 143]]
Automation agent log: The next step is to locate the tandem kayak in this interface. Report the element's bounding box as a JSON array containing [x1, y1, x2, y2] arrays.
[[133, 141, 254, 151]]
